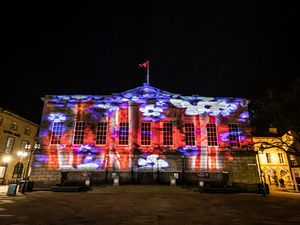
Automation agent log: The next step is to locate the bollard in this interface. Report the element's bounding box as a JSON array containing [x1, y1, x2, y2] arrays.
[[113, 176, 119, 186], [170, 176, 176, 186]]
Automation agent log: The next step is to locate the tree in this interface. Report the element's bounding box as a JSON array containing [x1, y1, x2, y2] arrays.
[[250, 78, 300, 156]]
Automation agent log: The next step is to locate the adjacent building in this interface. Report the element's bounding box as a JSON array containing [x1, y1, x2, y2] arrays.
[[0, 107, 39, 184], [254, 136, 293, 188], [30, 84, 259, 191]]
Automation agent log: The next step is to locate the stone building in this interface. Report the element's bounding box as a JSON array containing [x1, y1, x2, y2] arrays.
[[0, 107, 39, 184], [254, 136, 293, 188], [31, 84, 259, 191]]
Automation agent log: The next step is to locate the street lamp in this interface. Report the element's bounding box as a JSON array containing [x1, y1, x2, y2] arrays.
[[17, 151, 27, 182], [257, 146, 267, 196], [21, 143, 40, 193]]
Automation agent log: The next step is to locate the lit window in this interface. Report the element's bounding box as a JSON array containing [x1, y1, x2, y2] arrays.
[[24, 128, 30, 135], [141, 122, 151, 146], [278, 153, 284, 164], [228, 124, 240, 147], [266, 153, 272, 163], [185, 123, 196, 146], [163, 122, 173, 146], [207, 123, 218, 146], [5, 137, 14, 153], [10, 122, 17, 130], [73, 121, 86, 145], [50, 122, 64, 144], [119, 122, 129, 145], [96, 122, 107, 145]]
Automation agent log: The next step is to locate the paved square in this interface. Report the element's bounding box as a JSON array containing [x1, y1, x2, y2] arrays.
[[0, 185, 300, 225]]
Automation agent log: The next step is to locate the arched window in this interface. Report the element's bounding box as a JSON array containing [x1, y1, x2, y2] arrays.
[[12, 163, 23, 178]]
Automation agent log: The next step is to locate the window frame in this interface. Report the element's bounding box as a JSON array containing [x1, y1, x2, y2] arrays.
[[207, 123, 218, 146], [50, 122, 64, 145], [24, 127, 30, 136], [266, 153, 272, 164], [228, 123, 240, 147], [278, 153, 284, 164], [96, 122, 108, 145], [5, 137, 15, 153], [184, 123, 196, 146], [73, 121, 86, 145], [163, 122, 174, 146], [10, 122, 17, 131], [141, 122, 151, 146], [118, 122, 129, 146]]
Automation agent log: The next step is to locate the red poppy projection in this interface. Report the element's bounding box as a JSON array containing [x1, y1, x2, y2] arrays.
[[35, 84, 253, 172]]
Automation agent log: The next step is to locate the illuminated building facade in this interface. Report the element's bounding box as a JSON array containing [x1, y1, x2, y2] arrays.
[[254, 137, 293, 188], [31, 84, 259, 191], [0, 107, 39, 184]]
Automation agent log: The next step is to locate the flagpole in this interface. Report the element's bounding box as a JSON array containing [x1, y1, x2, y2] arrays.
[[147, 60, 149, 84]]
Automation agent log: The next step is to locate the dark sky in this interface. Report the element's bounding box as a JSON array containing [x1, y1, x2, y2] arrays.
[[2, 1, 299, 124]]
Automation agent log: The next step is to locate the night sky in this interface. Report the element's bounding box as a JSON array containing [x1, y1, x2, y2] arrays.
[[2, 1, 299, 124]]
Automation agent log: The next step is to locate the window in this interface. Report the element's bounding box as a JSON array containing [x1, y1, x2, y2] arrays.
[[141, 122, 151, 146], [50, 122, 64, 144], [163, 122, 173, 145], [24, 127, 30, 135], [5, 137, 14, 153], [119, 122, 129, 145], [12, 163, 23, 178], [96, 122, 107, 145], [10, 122, 17, 130], [290, 155, 297, 166], [73, 121, 86, 145], [266, 153, 272, 163], [0, 117, 3, 126], [207, 123, 218, 146], [0, 164, 7, 179], [21, 141, 29, 151], [185, 123, 196, 146], [228, 124, 240, 147], [278, 153, 284, 164]]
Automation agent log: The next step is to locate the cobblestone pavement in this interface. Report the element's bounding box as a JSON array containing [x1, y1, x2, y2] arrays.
[[0, 185, 300, 225]]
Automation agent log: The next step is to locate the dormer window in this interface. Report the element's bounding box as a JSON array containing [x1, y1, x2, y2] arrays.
[[10, 122, 17, 130]]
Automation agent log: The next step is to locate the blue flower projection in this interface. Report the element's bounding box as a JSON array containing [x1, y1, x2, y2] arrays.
[[47, 113, 68, 122], [170, 99, 239, 117], [238, 111, 249, 122], [139, 104, 166, 122], [75, 144, 103, 170], [176, 146, 200, 156], [47, 113, 68, 134], [138, 154, 169, 170]]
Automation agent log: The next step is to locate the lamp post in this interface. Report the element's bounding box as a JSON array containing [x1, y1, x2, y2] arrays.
[[17, 151, 28, 181], [21, 143, 40, 194], [257, 146, 267, 196]]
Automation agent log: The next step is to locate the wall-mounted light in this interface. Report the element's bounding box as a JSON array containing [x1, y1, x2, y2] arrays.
[[17, 151, 28, 157], [3, 156, 11, 163]]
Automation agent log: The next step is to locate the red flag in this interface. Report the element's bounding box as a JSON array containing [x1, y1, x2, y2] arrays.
[[138, 60, 149, 68]]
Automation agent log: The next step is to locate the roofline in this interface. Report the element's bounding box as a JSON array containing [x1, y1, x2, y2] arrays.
[[0, 107, 39, 127]]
